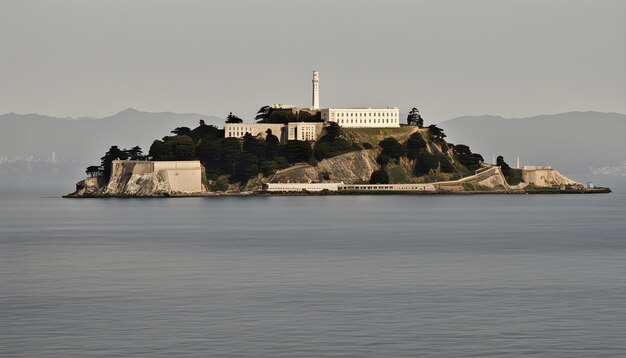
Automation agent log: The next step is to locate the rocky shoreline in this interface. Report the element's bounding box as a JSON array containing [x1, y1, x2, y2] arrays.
[[64, 186, 611, 198]]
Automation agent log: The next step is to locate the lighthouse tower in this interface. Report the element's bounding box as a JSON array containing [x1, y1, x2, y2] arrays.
[[312, 70, 319, 109]]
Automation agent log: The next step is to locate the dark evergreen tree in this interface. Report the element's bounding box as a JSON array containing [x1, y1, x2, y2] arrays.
[[85, 165, 101, 177], [427, 125, 446, 142], [219, 137, 242, 173], [406, 133, 427, 160], [407, 108, 424, 128], [100, 145, 128, 181], [283, 140, 312, 163], [265, 129, 280, 160], [171, 127, 192, 136], [225, 112, 244, 124], [125, 146, 143, 160], [414, 150, 437, 176], [169, 135, 196, 160], [369, 169, 390, 184], [148, 140, 171, 160], [379, 137, 406, 160]]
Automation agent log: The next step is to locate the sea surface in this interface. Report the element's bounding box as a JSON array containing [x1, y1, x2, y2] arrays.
[[1, 184, 626, 357]]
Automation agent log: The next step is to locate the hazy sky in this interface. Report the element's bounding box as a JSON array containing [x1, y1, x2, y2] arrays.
[[1, 0, 625, 121]]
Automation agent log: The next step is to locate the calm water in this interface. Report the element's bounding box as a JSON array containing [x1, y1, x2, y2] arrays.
[[1, 186, 626, 357]]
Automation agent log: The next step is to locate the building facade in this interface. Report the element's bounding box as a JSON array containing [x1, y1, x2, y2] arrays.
[[224, 122, 323, 142], [224, 123, 284, 140], [320, 107, 400, 128], [110, 160, 202, 193]]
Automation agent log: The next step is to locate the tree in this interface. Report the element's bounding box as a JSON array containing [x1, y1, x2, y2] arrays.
[[407, 108, 424, 128], [322, 122, 342, 141], [265, 129, 280, 160], [169, 135, 196, 160], [427, 125, 446, 142], [414, 150, 437, 176], [496, 155, 512, 176], [85, 165, 101, 177], [125, 146, 143, 160], [242, 132, 266, 159], [379, 137, 406, 160], [255, 106, 271, 121], [149, 140, 172, 160], [406, 133, 427, 160], [191, 124, 221, 142], [283, 140, 312, 163], [496, 155, 523, 185], [436, 154, 455, 173], [100, 145, 128, 181], [196, 138, 221, 169], [199, 119, 206, 126], [369, 169, 390, 184], [268, 110, 296, 123], [234, 153, 260, 181], [454, 144, 482, 171], [171, 127, 191, 136], [225, 112, 244, 124], [259, 160, 278, 176], [219, 137, 242, 173]]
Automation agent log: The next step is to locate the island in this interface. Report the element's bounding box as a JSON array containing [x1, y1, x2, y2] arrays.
[[66, 71, 610, 197]]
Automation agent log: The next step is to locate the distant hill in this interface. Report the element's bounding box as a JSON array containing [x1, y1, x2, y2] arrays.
[[0, 108, 224, 162], [438, 111, 626, 175]]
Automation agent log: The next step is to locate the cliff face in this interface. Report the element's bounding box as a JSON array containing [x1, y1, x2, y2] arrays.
[[271, 150, 379, 183], [103, 169, 173, 196], [67, 161, 205, 197]]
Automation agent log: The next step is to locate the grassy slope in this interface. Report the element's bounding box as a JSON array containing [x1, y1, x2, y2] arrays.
[[339, 126, 473, 183]]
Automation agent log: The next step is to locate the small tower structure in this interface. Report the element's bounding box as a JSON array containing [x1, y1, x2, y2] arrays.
[[312, 70, 319, 109]]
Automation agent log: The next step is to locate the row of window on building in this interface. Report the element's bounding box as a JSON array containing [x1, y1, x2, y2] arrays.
[[337, 118, 396, 125], [333, 112, 398, 118]]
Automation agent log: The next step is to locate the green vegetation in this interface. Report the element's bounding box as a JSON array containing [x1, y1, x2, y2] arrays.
[[414, 150, 437, 176], [386, 165, 410, 183], [406, 107, 424, 128], [453, 144, 483, 171], [406, 133, 427, 160], [91, 114, 490, 189], [379, 137, 406, 161], [314, 123, 356, 160], [225, 112, 243, 124], [369, 169, 390, 184], [497, 155, 523, 185]]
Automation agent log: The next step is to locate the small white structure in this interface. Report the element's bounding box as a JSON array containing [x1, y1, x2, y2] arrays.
[[320, 107, 400, 128], [340, 183, 436, 191], [312, 70, 319, 110], [264, 182, 343, 192], [264, 182, 436, 192]]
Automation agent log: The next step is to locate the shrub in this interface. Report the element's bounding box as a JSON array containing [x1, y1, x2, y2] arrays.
[[406, 133, 427, 160], [314, 139, 354, 160], [283, 140, 313, 163], [414, 150, 437, 176], [212, 177, 229, 191], [369, 169, 390, 184], [362, 142, 373, 149], [379, 137, 406, 159]]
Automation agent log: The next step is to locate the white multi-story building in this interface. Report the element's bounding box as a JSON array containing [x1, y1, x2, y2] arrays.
[[224, 123, 284, 139], [320, 107, 400, 128], [223, 70, 401, 142], [224, 122, 323, 142]]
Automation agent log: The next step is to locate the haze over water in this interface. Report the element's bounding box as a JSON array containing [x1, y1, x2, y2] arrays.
[[1, 187, 625, 357]]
